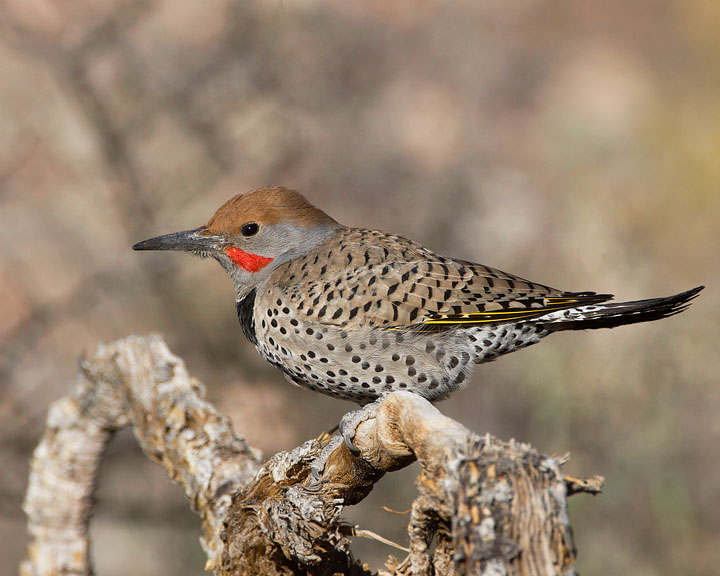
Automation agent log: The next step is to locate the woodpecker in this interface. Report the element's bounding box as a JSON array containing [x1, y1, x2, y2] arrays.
[[134, 186, 702, 412]]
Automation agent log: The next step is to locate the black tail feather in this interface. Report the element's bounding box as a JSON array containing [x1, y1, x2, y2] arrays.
[[548, 286, 704, 331]]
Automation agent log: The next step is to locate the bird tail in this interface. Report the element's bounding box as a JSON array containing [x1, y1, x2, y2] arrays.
[[542, 286, 704, 331]]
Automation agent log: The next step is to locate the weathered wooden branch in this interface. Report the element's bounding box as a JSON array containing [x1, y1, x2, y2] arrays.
[[21, 335, 602, 576]]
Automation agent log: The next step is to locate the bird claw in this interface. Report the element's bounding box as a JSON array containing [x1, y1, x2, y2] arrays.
[[338, 415, 361, 454]]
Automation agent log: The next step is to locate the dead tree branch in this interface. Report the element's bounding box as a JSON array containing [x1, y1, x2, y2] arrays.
[[21, 335, 602, 576]]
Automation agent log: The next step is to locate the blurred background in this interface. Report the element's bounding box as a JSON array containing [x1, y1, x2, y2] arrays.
[[1, 0, 718, 574]]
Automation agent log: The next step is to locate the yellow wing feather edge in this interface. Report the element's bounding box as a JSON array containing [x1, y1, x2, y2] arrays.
[[419, 293, 613, 326]]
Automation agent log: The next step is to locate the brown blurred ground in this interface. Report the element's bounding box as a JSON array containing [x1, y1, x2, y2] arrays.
[[1, 1, 718, 574]]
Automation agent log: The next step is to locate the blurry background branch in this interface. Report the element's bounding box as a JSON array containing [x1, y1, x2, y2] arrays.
[[22, 336, 601, 576]]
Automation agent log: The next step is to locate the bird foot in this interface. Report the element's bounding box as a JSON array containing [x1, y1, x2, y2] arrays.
[[309, 399, 383, 483], [338, 399, 382, 453], [310, 434, 344, 485]]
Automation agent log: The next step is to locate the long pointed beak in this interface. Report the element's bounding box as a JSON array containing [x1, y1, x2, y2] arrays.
[[132, 228, 226, 253]]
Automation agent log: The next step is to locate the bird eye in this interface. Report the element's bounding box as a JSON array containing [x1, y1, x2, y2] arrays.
[[241, 222, 260, 237]]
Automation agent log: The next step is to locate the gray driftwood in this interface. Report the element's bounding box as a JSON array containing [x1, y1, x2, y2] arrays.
[[21, 335, 602, 576]]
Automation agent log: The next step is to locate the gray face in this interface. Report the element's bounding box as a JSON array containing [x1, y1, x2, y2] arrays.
[[212, 220, 340, 299], [134, 219, 340, 301]]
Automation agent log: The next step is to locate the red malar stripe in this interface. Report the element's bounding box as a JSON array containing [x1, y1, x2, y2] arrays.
[[225, 246, 274, 273]]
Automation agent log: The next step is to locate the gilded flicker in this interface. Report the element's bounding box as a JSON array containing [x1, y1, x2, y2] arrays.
[[134, 187, 702, 410]]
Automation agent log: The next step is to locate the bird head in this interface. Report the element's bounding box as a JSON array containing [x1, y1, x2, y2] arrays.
[[133, 186, 340, 299]]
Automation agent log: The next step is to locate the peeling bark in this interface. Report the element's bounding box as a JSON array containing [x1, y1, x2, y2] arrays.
[[21, 335, 602, 576]]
